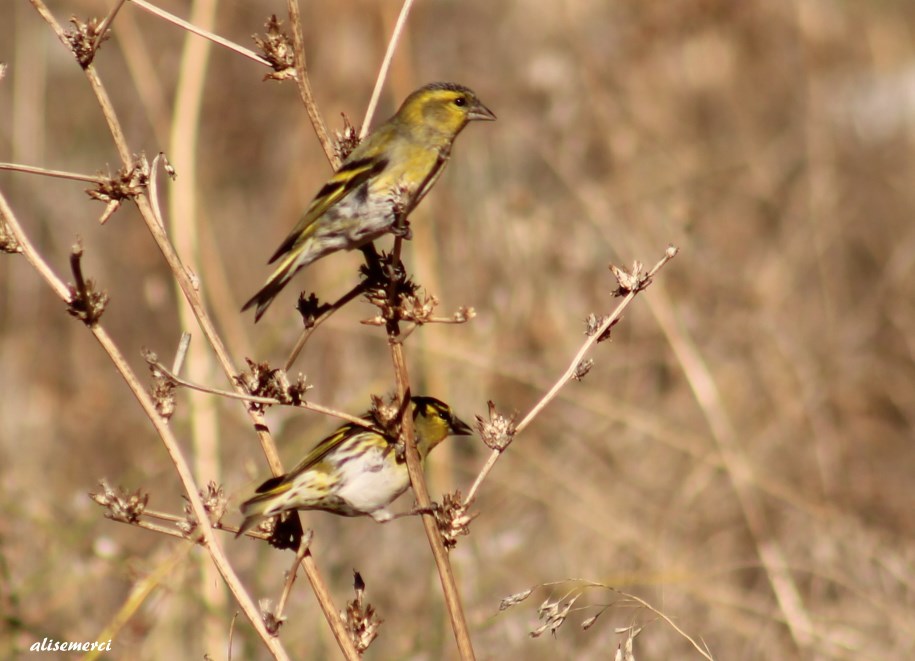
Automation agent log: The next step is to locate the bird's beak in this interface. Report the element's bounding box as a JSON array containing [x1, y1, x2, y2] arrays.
[[469, 102, 497, 122], [450, 415, 474, 436]]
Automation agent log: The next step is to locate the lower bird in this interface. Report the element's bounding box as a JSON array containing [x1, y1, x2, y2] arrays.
[[242, 82, 495, 321], [237, 396, 472, 536]]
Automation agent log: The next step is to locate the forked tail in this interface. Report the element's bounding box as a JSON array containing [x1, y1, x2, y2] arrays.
[[241, 256, 299, 322]]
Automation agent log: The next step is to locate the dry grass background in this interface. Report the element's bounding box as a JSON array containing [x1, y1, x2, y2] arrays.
[[2, 0, 915, 659]]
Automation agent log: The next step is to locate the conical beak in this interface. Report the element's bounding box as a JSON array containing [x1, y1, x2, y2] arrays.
[[469, 101, 496, 122], [450, 414, 474, 436]]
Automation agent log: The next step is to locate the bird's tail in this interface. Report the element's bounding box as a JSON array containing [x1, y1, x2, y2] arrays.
[[236, 476, 289, 538], [241, 254, 301, 322]]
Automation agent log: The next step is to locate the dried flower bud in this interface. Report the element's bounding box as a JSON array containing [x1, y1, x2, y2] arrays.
[[253, 15, 295, 81], [476, 401, 517, 452], [342, 570, 382, 652], [89, 480, 148, 524], [433, 491, 476, 550], [65, 16, 109, 68]]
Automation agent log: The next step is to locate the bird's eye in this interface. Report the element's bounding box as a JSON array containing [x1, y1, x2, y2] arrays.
[[438, 410, 450, 420], [454, 97, 467, 107]]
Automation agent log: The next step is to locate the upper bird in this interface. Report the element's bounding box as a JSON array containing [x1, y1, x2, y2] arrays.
[[242, 82, 496, 321]]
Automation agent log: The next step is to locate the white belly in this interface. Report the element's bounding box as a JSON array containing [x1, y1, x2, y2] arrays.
[[334, 445, 411, 516]]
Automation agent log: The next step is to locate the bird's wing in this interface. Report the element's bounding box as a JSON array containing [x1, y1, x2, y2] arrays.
[[268, 156, 389, 264], [405, 144, 452, 216], [256, 421, 381, 494]]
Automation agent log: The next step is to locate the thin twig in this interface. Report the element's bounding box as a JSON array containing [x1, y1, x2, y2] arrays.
[[149, 359, 380, 430], [360, 0, 416, 138], [274, 532, 314, 627], [148, 152, 171, 230], [172, 332, 192, 373], [0, 162, 105, 184], [91, 0, 127, 57], [102, 507, 274, 542], [0, 189, 291, 661], [285, 0, 337, 167], [284, 282, 366, 371], [389, 330, 476, 659], [27, 4, 356, 658], [142, 509, 190, 524], [227, 612, 239, 661], [610, 587, 714, 660], [464, 246, 679, 507], [167, 9, 227, 652], [130, 0, 270, 67]]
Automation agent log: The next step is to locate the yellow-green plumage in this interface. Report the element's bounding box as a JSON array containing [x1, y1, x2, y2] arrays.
[[242, 82, 496, 321], [237, 396, 472, 536]]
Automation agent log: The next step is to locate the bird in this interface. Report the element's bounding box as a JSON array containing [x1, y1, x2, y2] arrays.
[[242, 82, 496, 321], [236, 396, 473, 536]]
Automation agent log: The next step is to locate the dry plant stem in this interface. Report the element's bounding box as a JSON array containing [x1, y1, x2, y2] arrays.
[[148, 153, 169, 229], [360, 0, 416, 138], [284, 281, 366, 371], [150, 360, 379, 430], [227, 612, 239, 661], [169, 3, 225, 651], [167, 0, 226, 649], [130, 0, 270, 67], [0, 162, 104, 184], [275, 533, 313, 626], [113, 518, 190, 540], [32, 0, 285, 472], [612, 587, 713, 660], [29, 4, 357, 657], [154, 2, 355, 651], [464, 247, 678, 507], [171, 332, 191, 373], [389, 340, 476, 660], [0, 193, 290, 661], [92, 0, 127, 57], [286, 0, 337, 167]]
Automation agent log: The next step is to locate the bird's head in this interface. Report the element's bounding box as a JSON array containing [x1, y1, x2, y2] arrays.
[[396, 82, 496, 139], [412, 395, 473, 457]]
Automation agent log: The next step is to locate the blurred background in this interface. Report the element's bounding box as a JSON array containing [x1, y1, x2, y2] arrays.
[[2, 0, 915, 658]]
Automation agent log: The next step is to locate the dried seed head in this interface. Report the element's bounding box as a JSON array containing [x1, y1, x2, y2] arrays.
[[398, 290, 439, 325], [452, 306, 476, 323], [87, 156, 150, 224], [341, 570, 382, 653], [0, 221, 19, 253], [66, 241, 108, 325], [334, 114, 361, 162], [253, 15, 295, 81], [65, 17, 109, 68], [433, 491, 476, 551], [235, 360, 309, 410], [201, 481, 227, 525], [609, 260, 647, 295], [89, 480, 148, 524], [476, 400, 517, 452], [369, 394, 402, 440], [584, 313, 616, 343], [499, 588, 534, 611], [178, 498, 198, 535], [581, 612, 601, 630], [572, 359, 593, 381], [144, 350, 177, 420], [259, 599, 286, 636], [530, 594, 579, 638], [296, 292, 330, 329]]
